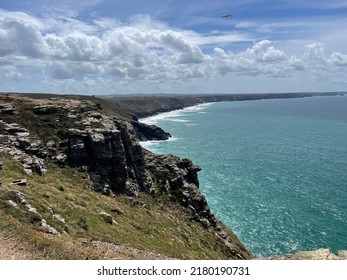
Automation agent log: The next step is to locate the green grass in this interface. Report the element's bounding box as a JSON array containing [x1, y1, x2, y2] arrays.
[[0, 153, 244, 259]]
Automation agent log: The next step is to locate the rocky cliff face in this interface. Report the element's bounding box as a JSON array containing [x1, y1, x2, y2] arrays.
[[67, 118, 153, 196], [144, 152, 250, 259], [0, 93, 252, 260]]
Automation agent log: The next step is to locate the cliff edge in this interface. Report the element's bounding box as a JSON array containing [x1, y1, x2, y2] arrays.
[[0, 93, 251, 260]]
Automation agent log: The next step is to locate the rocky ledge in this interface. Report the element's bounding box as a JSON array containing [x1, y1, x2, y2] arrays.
[[257, 248, 347, 260]]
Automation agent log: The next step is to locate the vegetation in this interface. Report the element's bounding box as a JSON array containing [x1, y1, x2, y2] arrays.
[[0, 154, 238, 259]]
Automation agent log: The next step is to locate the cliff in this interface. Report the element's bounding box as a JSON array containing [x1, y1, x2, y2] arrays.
[[0, 93, 251, 259], [2, 92, 344, 260], [98, 92, 344, 141]]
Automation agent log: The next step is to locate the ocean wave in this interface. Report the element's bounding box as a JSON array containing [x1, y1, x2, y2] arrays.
[[139, 136, 178, 151], [139, 102, 214, 125]]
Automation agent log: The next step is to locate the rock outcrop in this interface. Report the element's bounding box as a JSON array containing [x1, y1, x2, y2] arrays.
[[0, 103, 16, 115], [5, 190, 60, 235], [144, 152, 251, 259], [0, 120, 49, 175], [33, 105, 58, 115], [132, 121, 171, 141], [66, 114, 153, 196], [257, 248, 347, 260]]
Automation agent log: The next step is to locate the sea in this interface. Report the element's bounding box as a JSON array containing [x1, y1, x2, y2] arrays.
[[139, 95, 347, 257]]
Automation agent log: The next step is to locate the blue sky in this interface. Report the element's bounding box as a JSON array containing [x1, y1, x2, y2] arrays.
[[1, 0, 347, 94]]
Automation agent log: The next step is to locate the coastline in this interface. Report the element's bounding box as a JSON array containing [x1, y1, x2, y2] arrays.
[[135, 94, 347, 257], [1, 91, 346, 259], [132, 92, 345, 143]]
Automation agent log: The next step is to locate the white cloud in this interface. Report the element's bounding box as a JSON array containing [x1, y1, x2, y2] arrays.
[[329, 52, 347, 66], [0, 9, 346, 94], [5, 69, 24, 81], [245, 40, 287, 62]]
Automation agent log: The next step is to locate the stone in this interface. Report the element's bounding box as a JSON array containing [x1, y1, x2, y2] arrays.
[[56, 153, 68, 166], [52, 214, 66, 225], [68, 129, 88, 163], [132, 121, 171, 141], [9, 179, 27, 186], [31, 158, 47, 175], [66, 121, 151, 196], [28, 208, 43, 222], [17, 137, 31, 149], [46, 140, 56, 148], [0, 103, 16, 115], [217, 230, 228, 240], [99, 211, 117, 225], [39, 219, 60, 235], [257, 248, 346, 260], [6, 200, 19, 208], [338, 250, 347, 259], [3, 123, 29, 135], [7, 190, 28, 206], [33, 105, 58, 115], [67, 113, 78, 119]]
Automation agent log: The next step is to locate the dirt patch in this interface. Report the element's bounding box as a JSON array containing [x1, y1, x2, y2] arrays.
[[0, 233, 33, 260], [84, 239, 174, 260]]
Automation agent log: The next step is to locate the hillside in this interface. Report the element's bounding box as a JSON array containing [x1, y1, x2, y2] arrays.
[[0, 93, 251, 260]]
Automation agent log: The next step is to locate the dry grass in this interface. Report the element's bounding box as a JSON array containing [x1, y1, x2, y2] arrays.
[[0, 154, 240, 259]]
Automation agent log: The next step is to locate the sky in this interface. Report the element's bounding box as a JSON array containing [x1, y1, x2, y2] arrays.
[[0, 0, 347, 95]]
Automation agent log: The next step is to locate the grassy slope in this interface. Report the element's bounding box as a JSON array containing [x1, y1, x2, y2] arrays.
[[0, 154, 242, 259]]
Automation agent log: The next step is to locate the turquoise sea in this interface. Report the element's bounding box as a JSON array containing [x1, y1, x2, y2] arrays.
[[140, 95, 347, 257]]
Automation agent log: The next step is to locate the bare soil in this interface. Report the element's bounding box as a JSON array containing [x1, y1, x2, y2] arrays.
[[0, 233, 33, 260]]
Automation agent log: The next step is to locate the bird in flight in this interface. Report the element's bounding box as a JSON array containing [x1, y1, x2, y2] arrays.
[[221, 14, 232, 18]]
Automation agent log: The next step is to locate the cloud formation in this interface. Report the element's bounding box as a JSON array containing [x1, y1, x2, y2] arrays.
[[0, 9, 346, 94]]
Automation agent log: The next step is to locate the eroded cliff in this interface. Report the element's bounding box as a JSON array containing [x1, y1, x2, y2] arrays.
[[0, 93, 252, 260]]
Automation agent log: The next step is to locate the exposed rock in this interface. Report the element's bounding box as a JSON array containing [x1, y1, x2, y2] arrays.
[[9, 179, 27, 186], [52, 214, 66, 225], [5, 190, 59, 234], [33, 105, 58, 115], [144, 152, 250, 259], [0, 121, 48, 175], [132, 121, 171, 141], [338, 250, 347, 259], [0, 93, 253, 259], [67, 119, 152, 196], [6, 190, 41, 221], [257, 248, 347, 260], [99, 211, 117, 225], [39, 219, 60, 235], [6, 200, 19, 208], [0, 103, 16, 115], [56, 153, 68, 166], [46, 140, 57, 156], [3, 122, 29, 136], [7, 190, 30, 207]]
